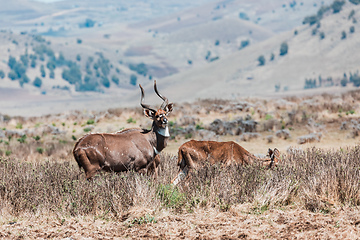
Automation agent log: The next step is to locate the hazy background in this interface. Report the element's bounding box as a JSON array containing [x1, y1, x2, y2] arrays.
[[0, 0, 359, 116]]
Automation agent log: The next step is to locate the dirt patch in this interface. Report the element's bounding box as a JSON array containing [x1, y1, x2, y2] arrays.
[[2, 206, 360, 239]]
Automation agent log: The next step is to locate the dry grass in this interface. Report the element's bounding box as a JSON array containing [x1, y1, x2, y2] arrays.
[[1, 146, 360, 219], [2, 91, 360, 238]]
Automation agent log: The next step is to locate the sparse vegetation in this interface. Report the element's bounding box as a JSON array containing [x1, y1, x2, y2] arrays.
[[257, 55, 265, 66], [279, 42, 288, 56], [33, 77, 42, 88]]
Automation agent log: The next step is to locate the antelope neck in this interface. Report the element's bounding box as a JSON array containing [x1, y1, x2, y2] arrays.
[[151, 123, 170, 155], [156, 125, 170, 137]]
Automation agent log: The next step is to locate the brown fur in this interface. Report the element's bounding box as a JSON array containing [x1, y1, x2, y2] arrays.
[[171, 140, 280, 185], [73, 81, 173, 180]]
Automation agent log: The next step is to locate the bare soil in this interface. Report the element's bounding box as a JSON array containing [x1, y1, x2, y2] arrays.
[[2, 206, 360, 239]]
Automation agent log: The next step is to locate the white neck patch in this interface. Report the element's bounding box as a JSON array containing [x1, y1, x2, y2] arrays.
[[157, 126, 170, 137]]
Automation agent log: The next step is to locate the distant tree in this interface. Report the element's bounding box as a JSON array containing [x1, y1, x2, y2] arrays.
[[13, 63, 26, 79], [209, 56, 219, 62], [79, 18, 96, 28], [302, 15, 318, 26], [30, 58, 36, 68], [101, 76, 110, 88], [205, 51, 211, 60], [0, 70, 4, 79], [20, 55, 28, 67], [62, 62, 82, 84], [331, 0, 345, 13], [8, 56, 16, 69], [341, 30, 347, 39], [46, 60, 56, 71], [33, 77, 42, 88], [257, 55, 265, 66], [239, 12, 250, 20], [40, 65, 46, 77], [239, 40, 250, 49], [340, 77, 348, 87], [349, 0, 360, 4], [8, 71, 17, 80], [348, 9, 356, 20], [19, 75, 30, 87], [350, 26, 355, 33], [279, 42, 288, 56], [56, 52, 66, 66], [76, 54, 81, 61], [130, 74, 137, 86], [129, 63, 147, 76], [270, 53, 275, 61], [111, 75, 119, 85], [49, 70, 55, 79]]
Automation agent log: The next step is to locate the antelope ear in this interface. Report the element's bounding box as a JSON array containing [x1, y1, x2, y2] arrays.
[[143, 109, 156, 119], [165, 103, 173, 115], [268, 148, 273, 157]]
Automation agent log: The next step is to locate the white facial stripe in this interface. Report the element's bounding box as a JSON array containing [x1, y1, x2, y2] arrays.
[[157, 126, 170, 137]]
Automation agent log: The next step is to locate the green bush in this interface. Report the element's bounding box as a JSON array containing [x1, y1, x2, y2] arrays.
[[279, 42, 288, 56], [129, 63, 147, 76], [341, 31, 347, 39], [257, 55, 265, 66], [350, 26, 355, 33], [40, 65, 46, 77], [302, 15, 318, 25], [111, 75, 119, 85], [33, 77, 42, 88], [331, 0, 345, 13], [130, 74, 137, 86]]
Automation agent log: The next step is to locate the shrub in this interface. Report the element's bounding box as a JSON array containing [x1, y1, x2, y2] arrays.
[[331, 0, 345, 13], [111, 75, 119, 85], [270, 53, 275, 61], [257, 55, 265, 66], [303, 15, 318, 25], [101, 76, 110, 88], [33, 77, 42, 88], [240, 40, 250, 49], [49, 70, 55, 79], [79, 18, 96, 28], [130, 74, 137, 86], [62, 62, 82, 84], [350, 26, 355, 33], [129, 63, 147, 76], [319, 32, 325, 39], [341, 31, 347, 39], [40, 65, 46, 77], [349, 0, 360, 4], [8, 71, 17, 80], [215, 40, 220, 46], [0, 70, 4, 79], [8, 56, 17, 69], [279, 42, 288, 56], [77, 38, 82, 44], [76, 54, 81, 61]]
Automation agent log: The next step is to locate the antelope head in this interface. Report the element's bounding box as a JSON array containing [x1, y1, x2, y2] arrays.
[[139, 80, 173, 136], [268, 148, 281, 168]]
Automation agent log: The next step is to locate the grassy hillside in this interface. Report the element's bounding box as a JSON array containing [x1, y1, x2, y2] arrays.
[[0, 0, 358, 117]]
